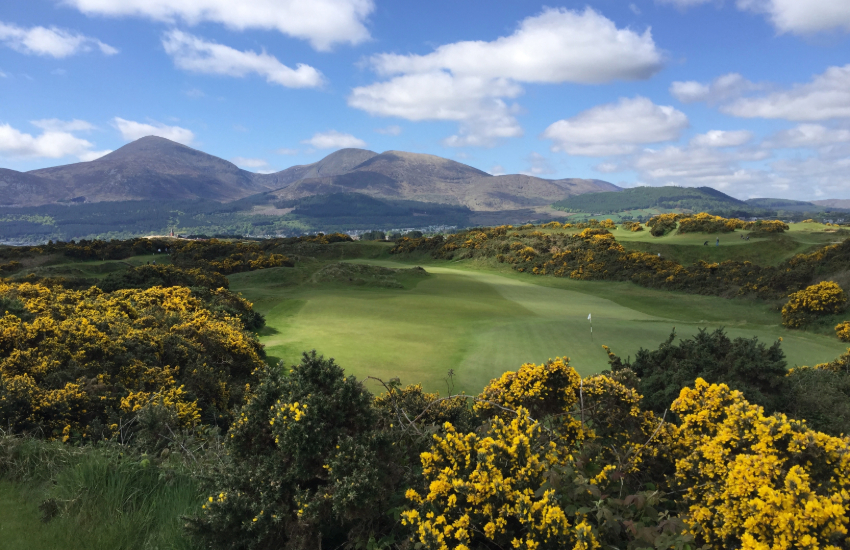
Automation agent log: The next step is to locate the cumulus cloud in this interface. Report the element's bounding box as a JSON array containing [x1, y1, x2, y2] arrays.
[[489, 164, 506, 176], [721, 65, 850, 121], [542, 97, 688, 156], [65, 0, 374, 51], [370, 7, 662, 84], [630, 145, 771, 194], [349, 7, 663, 147], [0, 21, 117, 57], [375, 125, 402, 135], [737, 0, 850, 35], [301, 130, 366, 149], [350, 72, 524, 147], [764, 124, 850, 148], [162, 30, 323, 88], [690, 130, 753, 147], [522, 152, 556, 176], [0, 122, 100, 160], [30, 118, 95, 132], [670, 73, 761, 104], [595, 162, 621, 173], [232, 157, 269, 168], [655, 0, 714, 8], [78, 149, 112, 161], [112, 117, 195, 144]]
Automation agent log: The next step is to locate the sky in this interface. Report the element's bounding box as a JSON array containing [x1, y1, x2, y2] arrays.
[[0, 0, 849, 200]]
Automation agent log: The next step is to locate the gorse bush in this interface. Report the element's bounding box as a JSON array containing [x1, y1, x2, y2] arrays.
[[188, 351, 414, 550], [781, 281, 847, 328], [605, 329, 789, 418], [0, 281, 265, 441], [836, 321, 850, 342], [391, 224, 850, 303], [672, 379, 850, 549]]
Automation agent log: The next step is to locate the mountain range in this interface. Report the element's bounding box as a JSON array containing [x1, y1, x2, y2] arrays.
[[0, 136, 618, 211]]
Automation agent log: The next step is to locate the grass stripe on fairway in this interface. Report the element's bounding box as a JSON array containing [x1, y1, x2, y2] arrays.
[[230, 261, 849, 395]]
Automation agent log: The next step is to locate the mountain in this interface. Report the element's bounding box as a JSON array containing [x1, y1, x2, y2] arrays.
[[27, 136, 272, 204], [255, 148, 379, 189], [552, 186, 748, 214], [2, 137, 618, 210], [0, 168, 70, 206], [812, 199, 850, 210], [270, 150, 619, 211]]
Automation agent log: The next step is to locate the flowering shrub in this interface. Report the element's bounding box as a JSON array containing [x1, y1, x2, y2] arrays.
[[621, 221, 644, 232], [403, 360, 687, 550], [0, 282, 264, 441], [673, 378, 850, 549], [392, 224, 850, 304], [836, 321, 850, 342], [188, 352, 413, 550], [647, 213, 679, 236], [781, 281, 847, 328]]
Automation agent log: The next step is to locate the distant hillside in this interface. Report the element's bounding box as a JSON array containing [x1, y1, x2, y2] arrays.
[[271, 150, 619, 211], [745, 198, 824, 212], [276, 193, 473, 228], [552, 186, 746, 214], [3, 138, 617, 211], [256, 148, 379, 189], [812, 199, 850, 210]]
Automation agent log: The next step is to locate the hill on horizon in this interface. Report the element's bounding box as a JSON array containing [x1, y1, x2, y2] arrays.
[[0, 136, 618, 211]]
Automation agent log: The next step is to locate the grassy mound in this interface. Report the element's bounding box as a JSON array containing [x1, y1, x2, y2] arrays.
[[309, 262, 428, 289]]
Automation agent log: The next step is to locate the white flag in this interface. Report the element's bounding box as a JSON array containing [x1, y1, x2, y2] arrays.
[[587, 313, 591, 321]]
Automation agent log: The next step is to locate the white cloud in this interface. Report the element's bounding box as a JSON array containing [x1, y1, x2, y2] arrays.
[[595, 162, 621, 173], [0, 21, 117, 58], [65, 0, 374, 51], [0, 122, 98, 160], [630, 145, 770, 194], [78, 149, 112, 161], [31, 118, 95, 132], [656, 0, 714, 8], [275, 148, 299, 155], [112, 117, 195, 144], [721, 65, 850, 121], [765, 124, 850, 148], [737, 0, 850, 35], [489, 164, 506, 176], [542, 97, 689, 156], [301, 130, 366, 149], [629, 4, 642, 15], [370, 8, 662, 84], [521, 152, 555, 176], [670, 73, 761, 103], [690, 130, 753, 147], [350, 7, 663, 147], [232, 156, 268, 168], [162, 30, 323, 88], [350, 72, 524, 147], [375, 125, 402, 135]]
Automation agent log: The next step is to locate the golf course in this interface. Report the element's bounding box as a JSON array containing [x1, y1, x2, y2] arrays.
[[229, 235, 849, 393]]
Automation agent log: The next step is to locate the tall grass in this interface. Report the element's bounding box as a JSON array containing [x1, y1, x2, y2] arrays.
[[0, 435, 203, 550]]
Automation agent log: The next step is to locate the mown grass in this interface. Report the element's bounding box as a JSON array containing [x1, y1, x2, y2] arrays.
[[231, 253, 849, 395]]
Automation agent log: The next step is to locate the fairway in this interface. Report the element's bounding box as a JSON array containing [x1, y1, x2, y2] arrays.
[[230, 259, 848, 395]]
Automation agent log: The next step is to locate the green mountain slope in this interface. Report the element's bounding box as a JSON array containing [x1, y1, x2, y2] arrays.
[[552, 186, 746, 214]]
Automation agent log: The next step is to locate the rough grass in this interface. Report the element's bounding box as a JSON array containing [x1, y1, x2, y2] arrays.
[[0, 436, 202, 550]]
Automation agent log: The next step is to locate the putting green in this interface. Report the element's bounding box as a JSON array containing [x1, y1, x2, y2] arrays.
[[230, 260, 848, 395]]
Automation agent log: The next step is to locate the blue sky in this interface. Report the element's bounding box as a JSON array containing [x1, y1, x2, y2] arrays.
[[1, 0, 849, 199]]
